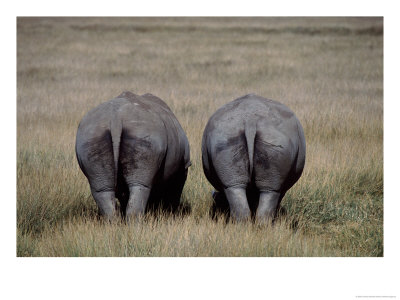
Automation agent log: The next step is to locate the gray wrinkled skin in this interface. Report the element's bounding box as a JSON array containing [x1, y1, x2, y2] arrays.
[[202, 94, 306, 223], [76, 92, 190, 221]]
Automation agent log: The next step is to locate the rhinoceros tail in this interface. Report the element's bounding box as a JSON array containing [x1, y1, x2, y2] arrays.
[[244, 119, 257, 179], [110, 118, 122, 188]]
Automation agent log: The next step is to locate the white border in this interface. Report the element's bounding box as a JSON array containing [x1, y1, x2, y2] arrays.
[[3, 1, 399, 299]]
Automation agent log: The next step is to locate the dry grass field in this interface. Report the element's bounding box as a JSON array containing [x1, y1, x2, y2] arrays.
[[17, 17, 383, 256]]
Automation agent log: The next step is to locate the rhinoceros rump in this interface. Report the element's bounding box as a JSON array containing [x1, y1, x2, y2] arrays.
[[76, 92, 190, 221], [202, 94, 305, 223]]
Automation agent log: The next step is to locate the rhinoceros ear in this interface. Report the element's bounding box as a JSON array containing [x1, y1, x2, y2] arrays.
[[212, 190, 219, 200], [117, 91, 137, 99], [185, 160, 192, 169]]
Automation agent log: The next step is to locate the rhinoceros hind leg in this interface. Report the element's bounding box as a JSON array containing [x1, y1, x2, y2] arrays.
[[91, 189, 117, 222], [163, 169, 188, 214], [256, 190, 280, 225], [224, 186, 251, 222], [125, 184, 151, 221], [210, 190, 230, 220]]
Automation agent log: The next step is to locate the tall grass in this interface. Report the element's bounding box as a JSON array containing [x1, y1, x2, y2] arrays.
[[17, 17, 383, 256]]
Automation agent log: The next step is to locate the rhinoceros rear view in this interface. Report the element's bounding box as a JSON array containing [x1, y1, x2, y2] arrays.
[[202, 94, 306, 223], [76, 92, 190, 221]]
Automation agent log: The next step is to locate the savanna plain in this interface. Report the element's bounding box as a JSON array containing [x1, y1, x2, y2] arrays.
[[17, 17, 383, 256]]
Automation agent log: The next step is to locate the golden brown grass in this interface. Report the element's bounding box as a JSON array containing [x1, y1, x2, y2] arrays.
[[17, 17, 383, 256]]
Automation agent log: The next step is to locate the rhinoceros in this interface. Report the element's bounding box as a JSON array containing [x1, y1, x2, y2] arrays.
[[202, 94, 306, 223], [76, 91, 190, 221]]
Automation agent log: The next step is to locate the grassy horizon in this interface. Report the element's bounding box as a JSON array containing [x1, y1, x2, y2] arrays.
[[17, 17, 383, 257]]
